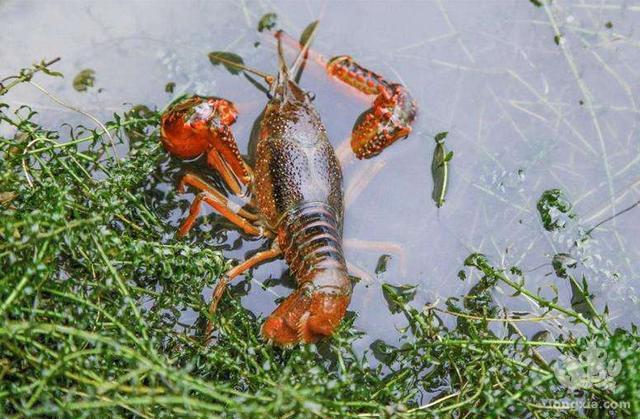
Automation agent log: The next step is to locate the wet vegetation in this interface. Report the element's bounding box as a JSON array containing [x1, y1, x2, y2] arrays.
[[257, 12, 277, 33], [431, 131, 452, 208], [1, 55, 638, 417], [72, 69, 96, 93]]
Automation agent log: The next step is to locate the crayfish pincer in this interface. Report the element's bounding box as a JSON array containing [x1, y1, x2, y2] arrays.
[[159, 24, 417, 346]]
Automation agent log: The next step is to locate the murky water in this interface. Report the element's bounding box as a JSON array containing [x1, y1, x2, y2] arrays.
[[2, 0, 639, 351]]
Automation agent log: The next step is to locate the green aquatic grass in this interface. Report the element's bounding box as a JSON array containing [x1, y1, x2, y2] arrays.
[[0, 61, 638, 417]]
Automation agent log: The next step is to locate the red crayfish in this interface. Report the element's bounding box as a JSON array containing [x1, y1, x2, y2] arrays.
[[160, 23, 417, 346]]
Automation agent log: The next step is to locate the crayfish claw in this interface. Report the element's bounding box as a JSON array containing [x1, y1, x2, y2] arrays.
[[351, 85, 417, 159], [325, 55, 418, 159]]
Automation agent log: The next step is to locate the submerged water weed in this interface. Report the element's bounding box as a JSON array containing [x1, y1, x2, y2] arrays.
[[537, 189, 576, 232], [537, 189, 635, 303], [0, 61, 638, 417]]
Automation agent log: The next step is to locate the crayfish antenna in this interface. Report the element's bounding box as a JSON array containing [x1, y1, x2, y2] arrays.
[[274, 30, 292, 94], [290, 20, 319, 82], [273, 30, 295, 101], [274, 21, 320, 97]]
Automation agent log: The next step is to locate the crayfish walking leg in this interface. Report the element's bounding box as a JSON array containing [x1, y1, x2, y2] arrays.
[[205, 243, 282, 339], [176, 173, 268, 238]]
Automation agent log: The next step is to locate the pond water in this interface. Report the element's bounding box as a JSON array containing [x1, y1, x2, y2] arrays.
[[2, 0, 639, 352]]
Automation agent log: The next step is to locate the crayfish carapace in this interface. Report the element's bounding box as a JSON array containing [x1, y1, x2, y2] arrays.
[[160, 23, 417, 346]]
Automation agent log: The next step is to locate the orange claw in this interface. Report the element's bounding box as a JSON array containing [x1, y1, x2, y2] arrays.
[[160, 95, 251, 184], [261, 282, 350, 346], [161, 96, 213, 159], [161, 95, 237, 158], [351, 84, 417, 159], [325, 56, 418, 159]]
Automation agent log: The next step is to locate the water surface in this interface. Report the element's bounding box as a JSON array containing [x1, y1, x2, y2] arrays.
[[2, 0, 639, 351]]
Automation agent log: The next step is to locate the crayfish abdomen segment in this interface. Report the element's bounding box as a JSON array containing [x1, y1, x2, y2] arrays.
[[279, 202, 347, 281], [261, 202, 351, 345]]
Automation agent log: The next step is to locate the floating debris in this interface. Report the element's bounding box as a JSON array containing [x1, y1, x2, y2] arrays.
[[375, 254, 392, 275], [553, 34, 562, 46], [299, 20, 319, 47], [208, 51, 245, 75], [72, 68, 96, 92], [257, 13, 277, 32], [552, 253, 578, 279], [537, 189, 575, 231], [431, 131, 453, 208]]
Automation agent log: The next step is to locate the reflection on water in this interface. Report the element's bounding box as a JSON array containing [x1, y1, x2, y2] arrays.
[[2, 0, 639, 350]]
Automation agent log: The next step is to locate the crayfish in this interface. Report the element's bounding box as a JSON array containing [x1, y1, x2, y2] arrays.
[[160, 22, 417, 346]]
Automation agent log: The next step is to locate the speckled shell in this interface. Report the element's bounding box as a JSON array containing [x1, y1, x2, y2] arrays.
[[254, 81, 344, 230], [351, 84, 417, 159], [251, 53, 371, 344], [326, 55, 389, 96]]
